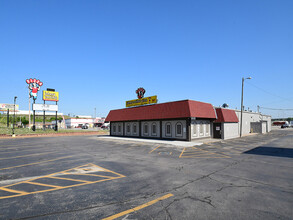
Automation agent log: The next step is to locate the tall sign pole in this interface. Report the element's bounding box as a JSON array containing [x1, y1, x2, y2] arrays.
[[26, 78, 43, 131], [55, 101, 58, 131], [43, 99, 46, 130], [7, 109, 9, 128], [28, 93, 31, 129], [43, 88, 59, 131]]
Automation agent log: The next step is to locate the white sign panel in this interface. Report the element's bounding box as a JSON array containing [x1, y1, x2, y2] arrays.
[[33, 104, 58, 111], [0, 103, 19, 111]]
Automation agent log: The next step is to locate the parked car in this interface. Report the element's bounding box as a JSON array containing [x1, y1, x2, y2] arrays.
[[82, 124, 89, 129], [281, 124, 289, 128], [101, 123, 110, 130]]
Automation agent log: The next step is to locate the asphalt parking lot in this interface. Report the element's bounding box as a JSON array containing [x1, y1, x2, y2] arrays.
[[0, 129, 292, 219]]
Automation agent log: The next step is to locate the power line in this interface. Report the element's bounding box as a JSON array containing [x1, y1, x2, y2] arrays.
[[246, 81, 293, 103], [259, 106, 293, 111]]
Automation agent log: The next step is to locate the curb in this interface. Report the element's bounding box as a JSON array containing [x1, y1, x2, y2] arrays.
[[0, 132, 109, 139]]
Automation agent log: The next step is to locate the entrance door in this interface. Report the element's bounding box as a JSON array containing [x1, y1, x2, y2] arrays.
[[213, 123, 222, 138]]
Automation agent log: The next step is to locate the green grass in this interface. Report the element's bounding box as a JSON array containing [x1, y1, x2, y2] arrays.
[[0, 127, 109, 136]]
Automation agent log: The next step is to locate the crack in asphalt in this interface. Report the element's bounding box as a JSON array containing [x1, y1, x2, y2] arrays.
[[214, 173, 293, 192], [216, 185, 252, 192]]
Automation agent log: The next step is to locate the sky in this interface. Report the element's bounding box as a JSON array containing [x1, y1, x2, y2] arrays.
[[0, 0, 292, 118]]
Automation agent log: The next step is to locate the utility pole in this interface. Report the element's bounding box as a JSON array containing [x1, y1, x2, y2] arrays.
[[240, 77, 252, 137], [13, 96, 17, 135]]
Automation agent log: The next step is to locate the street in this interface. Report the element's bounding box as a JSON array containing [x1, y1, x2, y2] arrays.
[[0, 129, 292, 220]]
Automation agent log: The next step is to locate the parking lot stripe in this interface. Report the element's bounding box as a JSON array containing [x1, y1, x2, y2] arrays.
[[179, 147, 231, 158], [179, 148, 186, 158], [181, 156, 229, 158], [148, 145, 161, 154], [0, 187, 27, 194], [102, 193, 174, 220], [48, 176, 92, 183], [0, 151, 57, 160], [72, 173, 115, 179], [25, 181, 60, 188], [0, 155, 73, 170], [182, 152, 214, 156], [0, 144, 32, 148], [0, 148, 50, 154], [0, 163, 126, 200], [89, 163, 126, 178]]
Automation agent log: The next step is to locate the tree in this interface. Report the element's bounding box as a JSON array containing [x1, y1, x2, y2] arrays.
[[21, 118, 29, 125]]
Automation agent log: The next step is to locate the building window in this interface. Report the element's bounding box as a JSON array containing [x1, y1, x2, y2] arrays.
[[113, 125, 116, 133], [152, 123, 157, 136], [176, 122, 183, 137], [118, 125, 121, 133], [166, 123, 171, 137], [144, 123, 148, 135], [206, 122, 210, 136], [133, 124, 137, 134], [200, 122, 204, 136], [193, 123, 197, 136], [127, 124, 130, 133]]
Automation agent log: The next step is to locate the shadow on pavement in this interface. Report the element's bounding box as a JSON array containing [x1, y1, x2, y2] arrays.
[[244, 146, 293, 158]]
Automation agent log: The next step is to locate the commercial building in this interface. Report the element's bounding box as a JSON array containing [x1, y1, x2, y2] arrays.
[[105, 99, 271, 141], [62, 117, 105, 128]]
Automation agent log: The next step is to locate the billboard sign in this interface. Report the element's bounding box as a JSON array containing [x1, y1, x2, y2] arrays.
[[0, 103, 19, 111], [126, 95, 157, 108], [33, 104, 58, 111], [43, 91, 59, 102], [26, 78, 43, 101]]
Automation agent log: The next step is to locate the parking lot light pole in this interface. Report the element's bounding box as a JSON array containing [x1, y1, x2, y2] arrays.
[[13, 96, 17, 135], [240, 77, 251, 137]]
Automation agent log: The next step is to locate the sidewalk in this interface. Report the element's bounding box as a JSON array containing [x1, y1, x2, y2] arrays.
[[96, 136, 223, 148]]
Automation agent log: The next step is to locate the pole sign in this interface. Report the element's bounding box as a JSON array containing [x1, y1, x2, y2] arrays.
[[43, 91, 59, 101], [33, 104, 58, 111], [0, 103, 19, 111], [26, 78, 43, 101], [126, 88, 158, 107]]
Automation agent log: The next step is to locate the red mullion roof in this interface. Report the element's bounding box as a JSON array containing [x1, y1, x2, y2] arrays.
[[105, 100, 217, 122], [214, 108, 239, 123]]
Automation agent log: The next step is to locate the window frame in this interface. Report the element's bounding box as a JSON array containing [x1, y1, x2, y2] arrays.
[[126, 123, 130, 134], [175, 122, 183, 137], [205, 122, 210, 136], [151, 122, 157, 136], [143, 123, 149, 135], [165, 122, 172, 137], [133, 123, 137, 134], [199, 122, 204, 136], [193, 122, 198, 137]]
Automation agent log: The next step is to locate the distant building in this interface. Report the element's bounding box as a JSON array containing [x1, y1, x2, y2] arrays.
[[75, 115, 92, 119], [55, 117, 105, 128]]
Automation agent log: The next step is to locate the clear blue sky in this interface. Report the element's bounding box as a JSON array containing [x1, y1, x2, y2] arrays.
[[0, 0, 292, 118]]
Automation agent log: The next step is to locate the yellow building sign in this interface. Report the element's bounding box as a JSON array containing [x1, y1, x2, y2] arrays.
[[43, 91, 59, 102], [126, 95, 157, 107]]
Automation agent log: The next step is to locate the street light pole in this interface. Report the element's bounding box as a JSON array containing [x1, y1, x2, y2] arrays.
[[13, 96, 17, 135], [240, 77, 251, 137]]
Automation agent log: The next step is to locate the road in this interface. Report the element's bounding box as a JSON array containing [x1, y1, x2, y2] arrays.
[[0, 129, 292, 219]]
